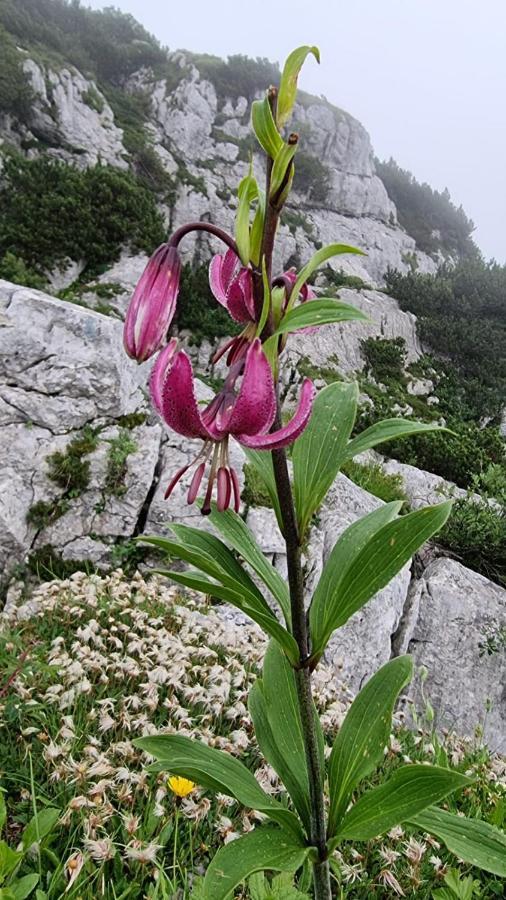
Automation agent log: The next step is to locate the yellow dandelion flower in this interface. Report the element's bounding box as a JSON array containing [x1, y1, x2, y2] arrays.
[[168, 776, 195, 798]]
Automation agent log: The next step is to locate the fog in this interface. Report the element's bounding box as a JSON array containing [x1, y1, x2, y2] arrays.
[[87, 0, 506, 262]]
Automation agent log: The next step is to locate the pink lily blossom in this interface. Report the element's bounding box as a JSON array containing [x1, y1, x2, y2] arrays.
[[208, 249, 257, 365], [124, 243, 181, 363], [150, 337, 315, 514]]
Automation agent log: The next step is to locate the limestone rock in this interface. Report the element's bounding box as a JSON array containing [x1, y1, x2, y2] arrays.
[[395, 558, 506, 746], [381, 458, 468, 510], [0, 281, 147, 433], [283, 288, 421, 382], [22, 59, 126, 168]]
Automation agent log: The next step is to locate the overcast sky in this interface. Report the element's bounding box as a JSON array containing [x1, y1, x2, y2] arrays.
[[87, 0, 506, 262]]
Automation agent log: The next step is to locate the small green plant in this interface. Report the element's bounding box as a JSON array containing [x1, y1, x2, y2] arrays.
[[104, 430, 137, 497], [432, 867, 482, 899], [361, 336, 407, 382], [323, 266, 370, 291], [297, 355, 342, 384], [81, 85, 104, 113], [26, 498, 69, 530], [248, 870, 311, 898], [437, 497, 505, 586], [0, 252, 46, 289], [342, 460, 408, 506], [47, 427, 100, 494], [241, 463, 273, 508], [0, 789, 60, 899]]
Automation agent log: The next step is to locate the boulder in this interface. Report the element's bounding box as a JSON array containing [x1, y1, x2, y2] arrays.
[[394, 558, 506, 746]]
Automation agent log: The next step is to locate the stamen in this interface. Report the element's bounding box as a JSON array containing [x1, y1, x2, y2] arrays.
[[217, 467, 231, 512], [201, 443, 221, 515], [164, 464, 190, 500], [229, 467, 241, 513], [187, 462, 206, 504]]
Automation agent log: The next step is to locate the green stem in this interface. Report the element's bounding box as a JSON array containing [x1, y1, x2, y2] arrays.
[[255, 96, 331, 895]]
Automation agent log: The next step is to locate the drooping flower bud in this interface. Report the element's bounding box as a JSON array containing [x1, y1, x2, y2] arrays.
[[123, 243, 181, 363]]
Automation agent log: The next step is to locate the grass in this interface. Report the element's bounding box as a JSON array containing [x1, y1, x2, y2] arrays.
[[241, 463, 273, 509], [0, 572, 504, 898], [342, 460, 408, 507]]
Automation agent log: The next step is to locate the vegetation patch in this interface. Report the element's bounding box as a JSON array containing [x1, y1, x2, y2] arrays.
[[187, 53, 279, 102], [0, 573, 503, 898], [0, 154, 165, 277], [241, 463, 273, 508], [297, 355, 342, 384], [376, 157, 476, 258], [104, 430, 137, 497], [342, 460, 408, 507], [362, 336, 407, 382], [437, 497, 506, 586], [175, 262, 240, 345], [292, 150, 332, 203]]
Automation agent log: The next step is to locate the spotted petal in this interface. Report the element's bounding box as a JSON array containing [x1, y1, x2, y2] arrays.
[[238, 379, 316, 450], [209, 249, 241, 306], [227, 339, 277, 437], [160, 351, 211, 440], [149, 339, 178, 415]]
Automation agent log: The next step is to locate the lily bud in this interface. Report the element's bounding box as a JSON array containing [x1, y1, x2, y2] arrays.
[[123, 243, 181, 363]]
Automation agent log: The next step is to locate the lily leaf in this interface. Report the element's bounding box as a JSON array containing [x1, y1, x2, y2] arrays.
[[236, 169, 258, 265], [134, 735, 303, 839], [248, 642, 320, 832], [277, 46, 320, 128], [292, 382, 358, 537], [252, 95, 283, 159], [310, 501, 452, 659], [409, 807, 506, 877], [157, 568, 300, 666], [208, 506, 291, 625], [286, 244, 365, 314], [335, 765, 471, 841], [264, 298, 368, 351], [328, 656, 413, 835], [309, 502, 402, 658], [270, 141, 298, 198], [344, 418, 449, 460], [243, 448, 283, 530], [202, 827, 311, 900]]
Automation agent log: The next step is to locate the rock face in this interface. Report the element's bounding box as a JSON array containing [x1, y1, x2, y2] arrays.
[[19, 59, 127, 169], [394, 559, 506, 747], [1, 51, 436, 285], [1, 280, 504, 744]]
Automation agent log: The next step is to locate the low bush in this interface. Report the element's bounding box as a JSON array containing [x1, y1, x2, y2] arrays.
[[361, 336, 407, 382], [342, 460, 408, 507], [175, 263, 240, 345], [0, 154, 165, 276], [437, 497, 506, 586]]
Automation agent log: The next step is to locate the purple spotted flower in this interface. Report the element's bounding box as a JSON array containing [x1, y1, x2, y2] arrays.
[[150, 338, 315, 514], [123, 243, 181, 363]]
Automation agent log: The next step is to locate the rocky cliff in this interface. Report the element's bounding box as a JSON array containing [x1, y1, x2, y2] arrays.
[[1, 51, 436, 285], [1, 280, 504, 745]]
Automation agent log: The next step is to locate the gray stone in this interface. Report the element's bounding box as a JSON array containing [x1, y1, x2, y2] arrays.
[[407, 378, 434, 396], [395, 558, 506, 747], [381, 458, 468, 510]]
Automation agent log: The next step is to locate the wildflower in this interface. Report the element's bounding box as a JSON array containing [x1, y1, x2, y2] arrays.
[[83, 837, 116, 862], [168, 775, 195, 798], [150, 337, 315, 512], [403, 836, 427, 864], [379, 868, 405, 896], [124, 840, 160, 864], [123, 243, 181, 363], [209, 249, 257, 363], [65, 852, 84, 891], [378, 846, 401, 865]]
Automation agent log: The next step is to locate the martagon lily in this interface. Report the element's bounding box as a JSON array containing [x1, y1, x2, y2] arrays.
[[150, 337, 315, 514], [123, 243, 182, 363]]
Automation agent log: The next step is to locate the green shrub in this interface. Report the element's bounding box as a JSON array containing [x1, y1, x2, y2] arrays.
[[188, 53, 279, 101], [376, 157, 476, 258], [361, 336, 407, 382], [292, 151, 332, 202], [82, 85, 104, 113], [175, 262, 240, 344], [0, 251, 46, 289], [385, 260, 506, 422], [323, 266, 370, 291], [341, 460, 408, 506], [0, 154, 165, 276], [0, 24, 33, 119], [104, 430, 137, 497], [437, 498, 506, 586], [241, 463, 273, 508]]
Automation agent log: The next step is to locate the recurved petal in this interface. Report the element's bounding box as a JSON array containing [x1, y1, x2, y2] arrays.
[[238, 378, 316, 450], [149, 338, 178, 415], [124, 244, 181, 362], [160, 350, 210, 439], [227, 339, 276, 436], [209, 249, 240, 305]]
